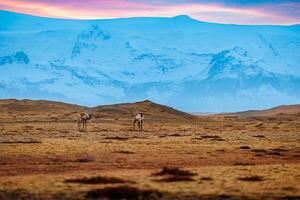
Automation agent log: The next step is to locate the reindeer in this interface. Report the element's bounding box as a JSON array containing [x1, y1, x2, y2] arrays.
[[77, 112, 93, 131], [133, 112, 144, 131]]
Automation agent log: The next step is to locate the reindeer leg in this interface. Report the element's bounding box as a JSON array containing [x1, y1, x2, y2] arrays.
[[138, 121, 141, 131], [77, 116, 81, 131], [79, 121, 83, 131], [133, 120, 136, 130]]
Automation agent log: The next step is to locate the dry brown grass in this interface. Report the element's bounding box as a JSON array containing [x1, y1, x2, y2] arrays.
[[0, 99, 300, 199]]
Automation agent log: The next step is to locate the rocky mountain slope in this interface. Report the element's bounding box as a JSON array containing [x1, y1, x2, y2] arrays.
[[0, 10, 300, 112]]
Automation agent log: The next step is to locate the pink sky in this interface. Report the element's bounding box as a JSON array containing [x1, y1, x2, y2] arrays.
[[0, 0, 299, 25]]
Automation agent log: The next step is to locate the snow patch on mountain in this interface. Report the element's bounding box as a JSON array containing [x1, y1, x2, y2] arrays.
[[0, 51, 30, 65]]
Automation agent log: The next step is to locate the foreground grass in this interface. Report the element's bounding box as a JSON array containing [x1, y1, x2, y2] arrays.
[[0, 109, 300, 199]]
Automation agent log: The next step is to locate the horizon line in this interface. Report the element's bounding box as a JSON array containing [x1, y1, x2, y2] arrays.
[[1, 9, 299, 27]]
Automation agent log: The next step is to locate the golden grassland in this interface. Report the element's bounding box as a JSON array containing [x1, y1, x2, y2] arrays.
[[0, 99, 300, 199]]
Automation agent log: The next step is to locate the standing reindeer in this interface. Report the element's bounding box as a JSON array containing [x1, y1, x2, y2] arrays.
[[77, 112, 93, 131], [133, 112, 144, 131]]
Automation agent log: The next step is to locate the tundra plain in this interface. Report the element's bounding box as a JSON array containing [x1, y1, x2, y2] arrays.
[[0, 99, 300, 200]]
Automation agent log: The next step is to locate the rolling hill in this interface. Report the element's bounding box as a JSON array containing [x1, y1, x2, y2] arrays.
[[231, 104, 300, 117], [0, 99, 195, 121], [1, 98, 300, 122], [93, 100, 194, 120]]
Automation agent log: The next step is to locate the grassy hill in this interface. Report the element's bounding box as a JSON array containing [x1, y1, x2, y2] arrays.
[[229, 104, 300, 117], [0, 99, 195, 122]]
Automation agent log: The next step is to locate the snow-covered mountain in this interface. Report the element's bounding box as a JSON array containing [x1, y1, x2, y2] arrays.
[[0, 10, 300, 112]]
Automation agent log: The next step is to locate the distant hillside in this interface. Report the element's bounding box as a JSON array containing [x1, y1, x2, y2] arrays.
[[0, 99, 194, 121], [0, 99, 83, 112], [229, 104, 300, 117], [93, 100, 194, 120]]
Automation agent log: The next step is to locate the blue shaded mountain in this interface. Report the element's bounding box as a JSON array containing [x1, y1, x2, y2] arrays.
[[0, 10, 300, 112], [172, 48, 300, 112]]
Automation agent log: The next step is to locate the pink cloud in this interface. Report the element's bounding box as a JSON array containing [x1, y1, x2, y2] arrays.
[[0, 0, 299, 25]]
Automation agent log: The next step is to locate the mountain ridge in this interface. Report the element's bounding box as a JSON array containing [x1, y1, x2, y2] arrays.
[[1, 10, 300, 26], [228, 104, 300, 117], [0, 10, 300, 112]]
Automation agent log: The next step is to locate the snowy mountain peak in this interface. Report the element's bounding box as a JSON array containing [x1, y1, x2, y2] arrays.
[[212, 47, 250, 63], [207, 47, 269, 79], [71, 25, 110, 59], [172, 15, 193, 20], [86, 25, 111, 40]]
